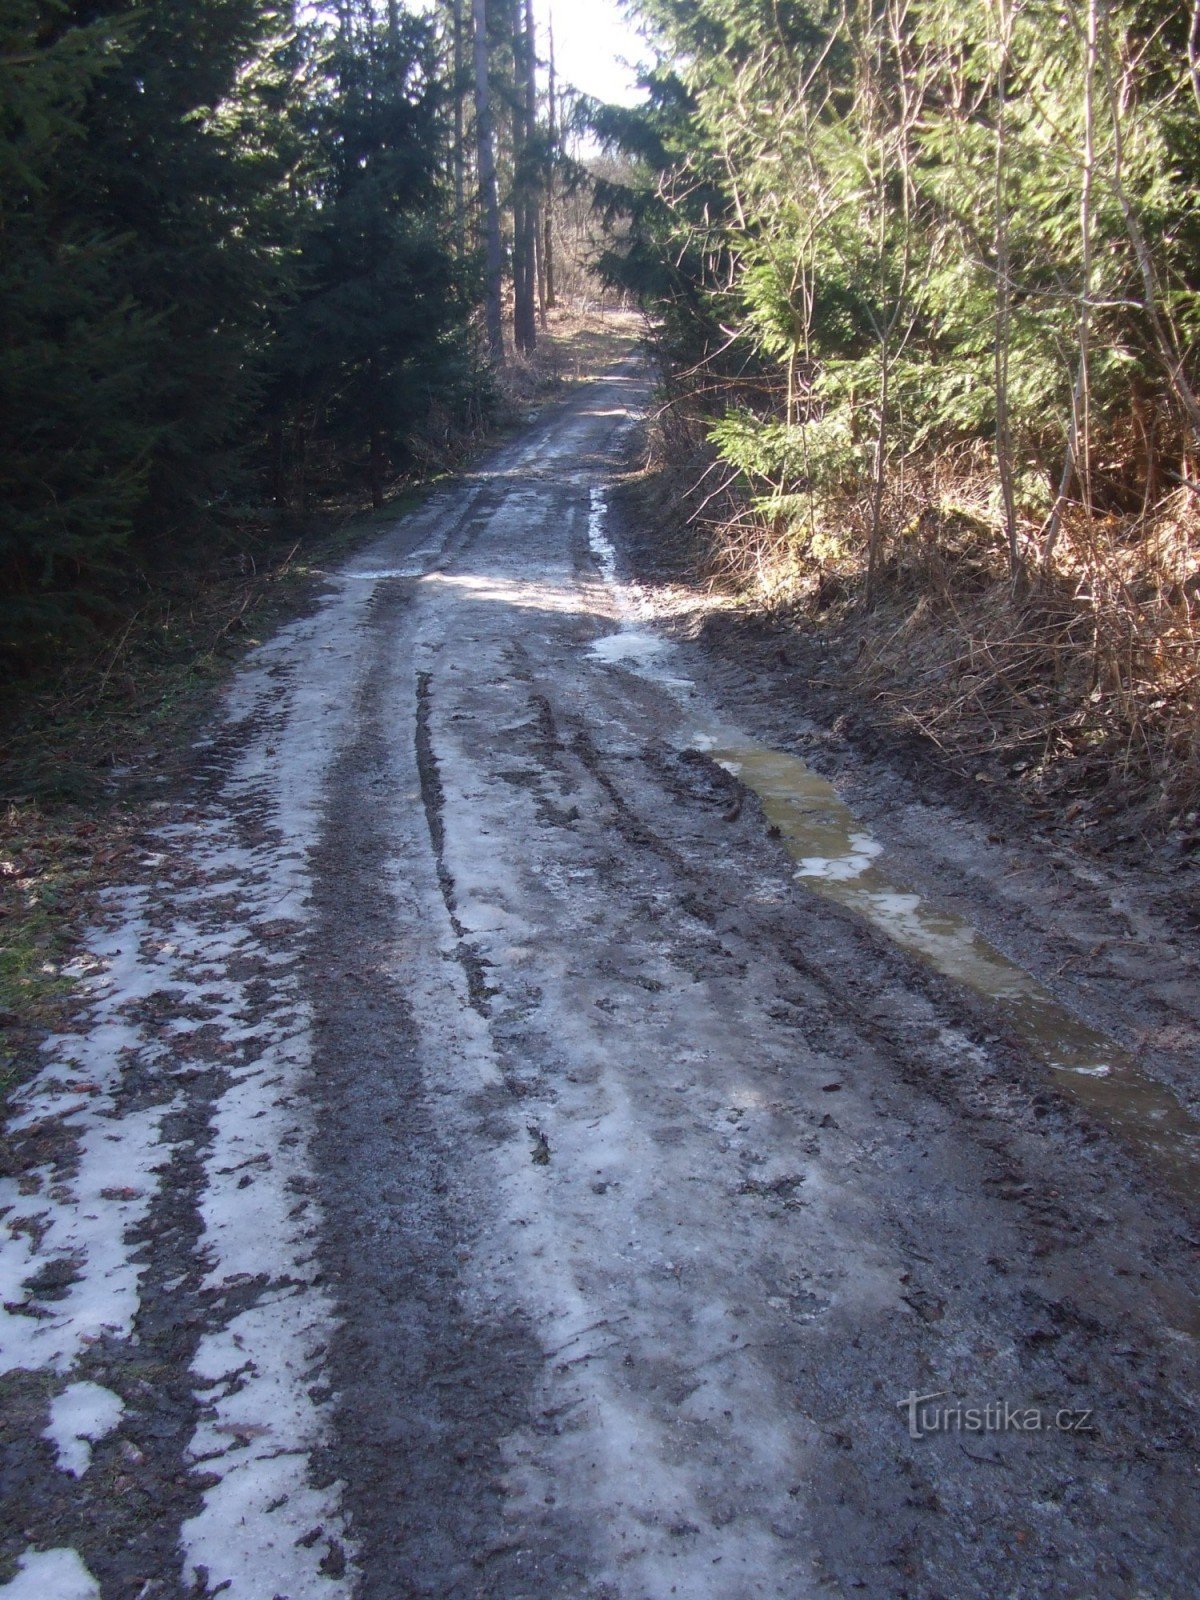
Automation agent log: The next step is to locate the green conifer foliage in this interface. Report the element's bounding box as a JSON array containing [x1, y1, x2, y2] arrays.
[[0, 0, 487, 661], [611, 0, 1200, 576], [268, 4, 476, 509], [0, 3, 156, 646]]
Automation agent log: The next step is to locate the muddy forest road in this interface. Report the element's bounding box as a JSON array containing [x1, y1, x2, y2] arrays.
[[3, 355, 1200, 1600]]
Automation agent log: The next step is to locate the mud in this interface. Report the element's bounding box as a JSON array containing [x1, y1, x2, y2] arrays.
[[1, 344, 1198, 1600], [694, 734, 1200, 1201]]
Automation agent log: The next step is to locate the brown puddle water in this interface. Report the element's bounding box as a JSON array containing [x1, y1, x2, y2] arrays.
[[701, 737, 1200, 1204]]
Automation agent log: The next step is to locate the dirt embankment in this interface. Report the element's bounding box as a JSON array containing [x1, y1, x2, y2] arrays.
[[612, 435, 1200, 929], [624, 400, 1200, 896]]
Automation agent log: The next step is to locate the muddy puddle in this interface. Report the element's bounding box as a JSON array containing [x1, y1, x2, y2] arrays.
[[584, 492, 1198, 1202], [696, 735, 1199, 1200]]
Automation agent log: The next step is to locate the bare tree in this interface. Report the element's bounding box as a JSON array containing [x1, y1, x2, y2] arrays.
[[451, 0, 467, 256], [1043, 0, 1098, 566], [511, 0, 539, 352]]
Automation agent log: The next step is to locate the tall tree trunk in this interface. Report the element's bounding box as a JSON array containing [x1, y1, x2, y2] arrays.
[[992, 0, 1019, 582], [535, 198, 548, 328], [511, 0, 538, 352], [368, 356, 385, 511], [544, 9, 557, 310], [523, 0, 539, 337], [1044, 0, 1097, 566], [452, 0, 467, 257], [471, 0, 505, 363], [866, 335, 889, 604]]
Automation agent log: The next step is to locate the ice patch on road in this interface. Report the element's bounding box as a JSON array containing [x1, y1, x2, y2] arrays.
[[44, 1381, 125, 1477], [586, 489, 695, 691], [0, 1548, 99, 1599], [794, 831, 883, 881], [175, 614, 360, 1597], [588, 486, 618, 584], [589, 628, 671, 666], [415, 643, 825, 1599], [1, 571, 376, 1590], [0, 896, 179, 1376], [183, 1292, 351, 1600]]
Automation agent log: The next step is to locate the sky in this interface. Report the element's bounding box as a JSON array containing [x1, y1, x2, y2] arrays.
[[543, 1, 650, 108]]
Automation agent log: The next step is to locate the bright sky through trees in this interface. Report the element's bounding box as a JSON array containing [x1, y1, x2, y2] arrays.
[[549, 1, 646, 106], [391, 2, 646, 107]]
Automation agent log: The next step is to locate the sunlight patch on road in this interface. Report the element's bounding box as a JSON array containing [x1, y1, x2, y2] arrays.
[[421, 570, 603, 616]]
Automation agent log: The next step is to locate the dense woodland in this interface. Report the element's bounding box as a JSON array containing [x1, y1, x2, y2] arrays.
[[608, 0, 1200, 823], [0, 0, 578, 665]]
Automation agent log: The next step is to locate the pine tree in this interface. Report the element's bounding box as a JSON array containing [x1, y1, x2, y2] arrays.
[[267, 2, 477, 508], [1, 0, 490, 659], [0, 3, 156, 651], [613, 0, 1200, 578]]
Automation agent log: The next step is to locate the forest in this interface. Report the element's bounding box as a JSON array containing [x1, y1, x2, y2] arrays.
[[608, 0, 1200, 829], [5, 0, 1200, 829], [0, 0, 572, 669]]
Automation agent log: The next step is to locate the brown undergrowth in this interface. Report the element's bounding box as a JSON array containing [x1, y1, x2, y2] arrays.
[[641, 404, 1200, 850]]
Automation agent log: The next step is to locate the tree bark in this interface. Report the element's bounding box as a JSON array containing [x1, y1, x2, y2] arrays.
[[544, 10, 557, 310], [471, 0, 505, 363], [992, 0, 1019, 581], [452, 0, 467, 257], [512, 0, 538, 352], [1043, 0, 1097, 566]]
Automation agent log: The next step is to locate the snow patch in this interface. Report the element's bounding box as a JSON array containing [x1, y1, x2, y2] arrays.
[[175, 607, 361, 1596], [588, 486, 618, 584], [585, 491, 695, 690], [0, 896, 178, 1376], [0, 1549, 99, 1600], [182, 1292, 351, 1600], [44, 1381, 125, 1477]]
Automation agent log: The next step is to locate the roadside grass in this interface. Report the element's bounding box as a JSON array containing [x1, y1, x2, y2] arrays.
[[0, 301, 640, 1107], [631, 396, 1200, 858], [0, 806, 135, 1101]]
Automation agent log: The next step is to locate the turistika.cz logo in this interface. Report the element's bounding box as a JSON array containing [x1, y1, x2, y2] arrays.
[[898, 1390, 1095, 1441]]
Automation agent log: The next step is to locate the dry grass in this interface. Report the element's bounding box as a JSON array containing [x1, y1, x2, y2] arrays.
[[649, 407, 1200, 837], [493, 304, 643, 417]]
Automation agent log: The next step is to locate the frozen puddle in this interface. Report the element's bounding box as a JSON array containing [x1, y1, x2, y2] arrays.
[[590, 628, 672, 667], [704, 736, 1200, 1199]]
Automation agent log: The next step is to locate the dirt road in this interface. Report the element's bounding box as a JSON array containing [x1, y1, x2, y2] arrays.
[[2, 354, 1198, 1599]]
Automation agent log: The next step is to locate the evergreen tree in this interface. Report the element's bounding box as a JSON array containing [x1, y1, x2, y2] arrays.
[[0, 4, 156, 648], [270, 3, 478, 507], [472, 0, 505, 362], [0, 0, 489, 661], [612, 0, 1200, 579]]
